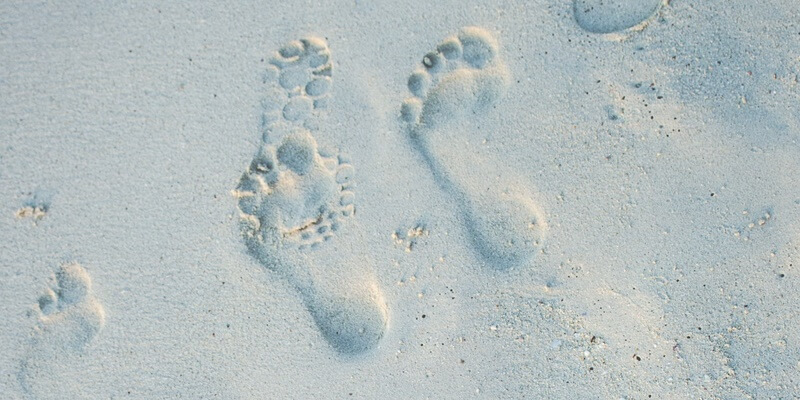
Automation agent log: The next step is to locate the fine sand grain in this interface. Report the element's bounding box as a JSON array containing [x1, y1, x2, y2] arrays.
[[1, 0, 798, 398]]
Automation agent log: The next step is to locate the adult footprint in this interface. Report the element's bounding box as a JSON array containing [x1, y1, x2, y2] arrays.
[[233, 37, 387, 355], [18, 263, 106, 398], [573, 0, 663, 34], [401, 27, 548, 270]]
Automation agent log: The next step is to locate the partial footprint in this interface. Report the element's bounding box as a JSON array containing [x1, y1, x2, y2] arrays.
[[573, 0, 664, 34], [233, 37, 387, 355], [401, 27, 510, 130], [18, 263, 105, 398], [401, 27, 548, 270]]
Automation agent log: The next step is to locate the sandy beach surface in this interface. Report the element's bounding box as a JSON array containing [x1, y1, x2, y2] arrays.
[[1, 1, 799, 398]]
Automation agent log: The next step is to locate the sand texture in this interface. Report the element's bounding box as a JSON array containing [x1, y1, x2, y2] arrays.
[[1, 0, 799, 398]]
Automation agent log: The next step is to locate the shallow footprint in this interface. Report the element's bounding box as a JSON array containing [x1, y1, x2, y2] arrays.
[[233, 37, 387, 355], [573, 0, 664, 34], [18, 263, 106, 398], [401, 27, 547, 270]]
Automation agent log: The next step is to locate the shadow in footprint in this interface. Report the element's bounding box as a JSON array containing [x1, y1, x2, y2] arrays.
[[401, 27, 548, 271], [573, 0, 664, 34], [233, 37, 387, 356]]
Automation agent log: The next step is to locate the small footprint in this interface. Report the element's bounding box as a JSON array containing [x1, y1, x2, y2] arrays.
[[15, 192, 52, 224], [573, 0, 664, 34], [15, 205, 47, 222], [18, 263, 105, 398], [233, 37, 387, 355], [401, 27, 548, 270]]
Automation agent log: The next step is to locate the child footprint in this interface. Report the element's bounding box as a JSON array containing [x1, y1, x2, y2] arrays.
[[401, 27, 548, 270], [233, 37, 388, 355], [18, 263, 105, 398]]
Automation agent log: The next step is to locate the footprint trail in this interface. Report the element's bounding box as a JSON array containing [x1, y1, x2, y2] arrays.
[[402, 27, 548, 270], [233, 37, 387, 355], [18, 263, 105, 399]]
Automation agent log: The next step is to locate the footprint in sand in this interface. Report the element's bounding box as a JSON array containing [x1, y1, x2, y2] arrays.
[[573, 0, 664, 34], [18, 263, 105, 398], [233, 37, 387, 355], [401, 27, 548, 270]]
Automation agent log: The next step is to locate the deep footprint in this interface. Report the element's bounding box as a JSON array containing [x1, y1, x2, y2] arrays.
[[402, 27, 547, 270], [233, 37, 387, 355], [573, 0, 663, 34], [18, 263, 105, 398]]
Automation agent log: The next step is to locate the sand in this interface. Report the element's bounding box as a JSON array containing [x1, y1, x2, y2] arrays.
[[1, 0, 799, 398]]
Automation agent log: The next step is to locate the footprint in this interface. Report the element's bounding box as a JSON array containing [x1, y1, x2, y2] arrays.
[[401, 27, 548, 270], [573, 0, 664, 34], [233, 37, 387, 355], [18, 263, 105, 397]]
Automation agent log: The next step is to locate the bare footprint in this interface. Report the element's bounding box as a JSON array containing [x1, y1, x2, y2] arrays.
[[233, 37, 387, 355], [401, 27, 547, 270], [573, 0, 664, 34], [18, 263, 105, 398]]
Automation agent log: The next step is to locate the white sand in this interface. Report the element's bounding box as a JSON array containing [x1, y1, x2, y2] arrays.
[[1, 0, 799, 398]]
